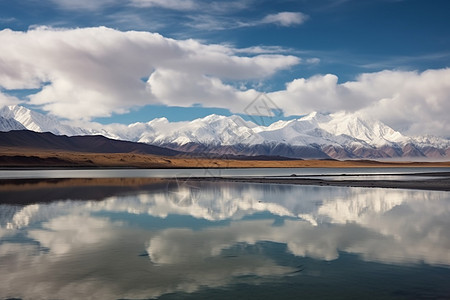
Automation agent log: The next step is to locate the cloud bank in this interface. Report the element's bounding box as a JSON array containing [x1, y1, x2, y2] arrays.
[[271, 68, 450, 136], [0, 26, 298, 120], [0, 27, 449, 137]]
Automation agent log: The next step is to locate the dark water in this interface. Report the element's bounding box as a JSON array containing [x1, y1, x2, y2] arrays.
[[1, 181, 449, 299]]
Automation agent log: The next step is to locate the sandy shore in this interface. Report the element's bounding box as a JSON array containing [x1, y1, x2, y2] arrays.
[[1, 147, 450, 169]]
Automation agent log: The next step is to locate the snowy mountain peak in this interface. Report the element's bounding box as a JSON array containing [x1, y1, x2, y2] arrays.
[[0, 105, 94, 136], [1, 105, 54, 132], [319, 112, 408, 146], [411, 135, 450, 148], [1, 105, 448, 159], [301, 111, 331, 123], [146, 117, 169, 126], [199, 114, 225, 122], [0, 116, 26, 131]]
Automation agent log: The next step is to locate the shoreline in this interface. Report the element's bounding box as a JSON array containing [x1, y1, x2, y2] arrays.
[[1, 148, 450, 169], [184, 176, 450, 192], [1, 158, 450, 169]]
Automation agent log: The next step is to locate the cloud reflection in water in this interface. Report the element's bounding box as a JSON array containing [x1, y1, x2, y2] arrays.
[[0, 181, 449, 299]]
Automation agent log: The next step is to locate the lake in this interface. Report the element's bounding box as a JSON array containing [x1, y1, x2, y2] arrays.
[[1, 177, 450, 299], [1, 166, 450, 179]]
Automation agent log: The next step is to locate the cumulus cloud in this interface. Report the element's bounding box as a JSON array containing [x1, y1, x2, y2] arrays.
[[0, 91, 21, 107], [0, 26, 299, 120], [269, 68, 450, 137], [1, 26, 449, 137], [261, 12, 309, 27]]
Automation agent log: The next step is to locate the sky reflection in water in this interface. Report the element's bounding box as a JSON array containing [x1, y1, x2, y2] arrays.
[[1, 181, 449, 299]]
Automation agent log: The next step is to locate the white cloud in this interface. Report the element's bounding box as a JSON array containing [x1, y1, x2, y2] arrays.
[[353, 69, 450, 136], [232, 45, 291, 54], [261, 12, 309, 27], [47, 0, 250, 12], [130, 0, 197, 10], [187, 11, 309, 31], [0, 91, 21, 107], [49, 0, 119, 10], [129, 0, 252, 13], [186, 14, 239, 31], [0, 17, 16, 24], [0, 26, 299, 120], [147, 69, 257, 108], [269, 68, 450, 137], [1, 26, 449, 137], [306, 57, 320, 64], [207, 0, 252, 13]]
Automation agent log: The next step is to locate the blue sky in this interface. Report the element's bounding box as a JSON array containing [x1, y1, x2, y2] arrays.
[[0, 0, 449, 136]]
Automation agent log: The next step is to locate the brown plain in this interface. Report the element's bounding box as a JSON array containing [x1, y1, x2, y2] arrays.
[[1, 147, 449, 168]]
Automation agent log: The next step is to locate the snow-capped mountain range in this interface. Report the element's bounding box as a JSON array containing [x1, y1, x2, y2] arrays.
[[1, 105, 449, 159], [0, 105, 92, 136]]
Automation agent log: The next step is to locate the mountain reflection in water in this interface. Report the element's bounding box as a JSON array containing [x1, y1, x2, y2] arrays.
[[1, 179, 449, 299]]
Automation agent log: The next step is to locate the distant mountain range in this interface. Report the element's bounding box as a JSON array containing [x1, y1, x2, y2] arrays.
[[1, 105, 449, 159]]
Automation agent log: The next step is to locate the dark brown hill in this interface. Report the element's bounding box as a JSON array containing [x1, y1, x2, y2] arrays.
[[0, 130, 181, 156]]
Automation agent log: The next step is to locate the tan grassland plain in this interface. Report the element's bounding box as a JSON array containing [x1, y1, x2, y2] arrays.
[[1, 147, 450, 193], [1, 147, 450, 168]]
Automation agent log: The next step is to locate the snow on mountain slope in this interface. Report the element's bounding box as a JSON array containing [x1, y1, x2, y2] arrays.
[[319, 112, 409, 146], [256, 112, 355, 147], [126, 112, 448, 158], [239, 111, 409, 148], [0, 105, 95, 136], [105, 111, 409, 149], [0, 116, 26, 131], [108, 114, 264, 146], [1, 105, 448, 159], [0, 105, 414, 148], [410, 135, 450, 149]]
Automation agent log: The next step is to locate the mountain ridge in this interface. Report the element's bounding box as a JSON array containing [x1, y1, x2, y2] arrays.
[[1, 105, 449, 159], [0, 130, 181, 156]]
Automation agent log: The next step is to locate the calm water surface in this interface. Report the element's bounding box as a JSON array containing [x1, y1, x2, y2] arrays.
[[1, 167, 449, 179], [1, 180, 449, 299]]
